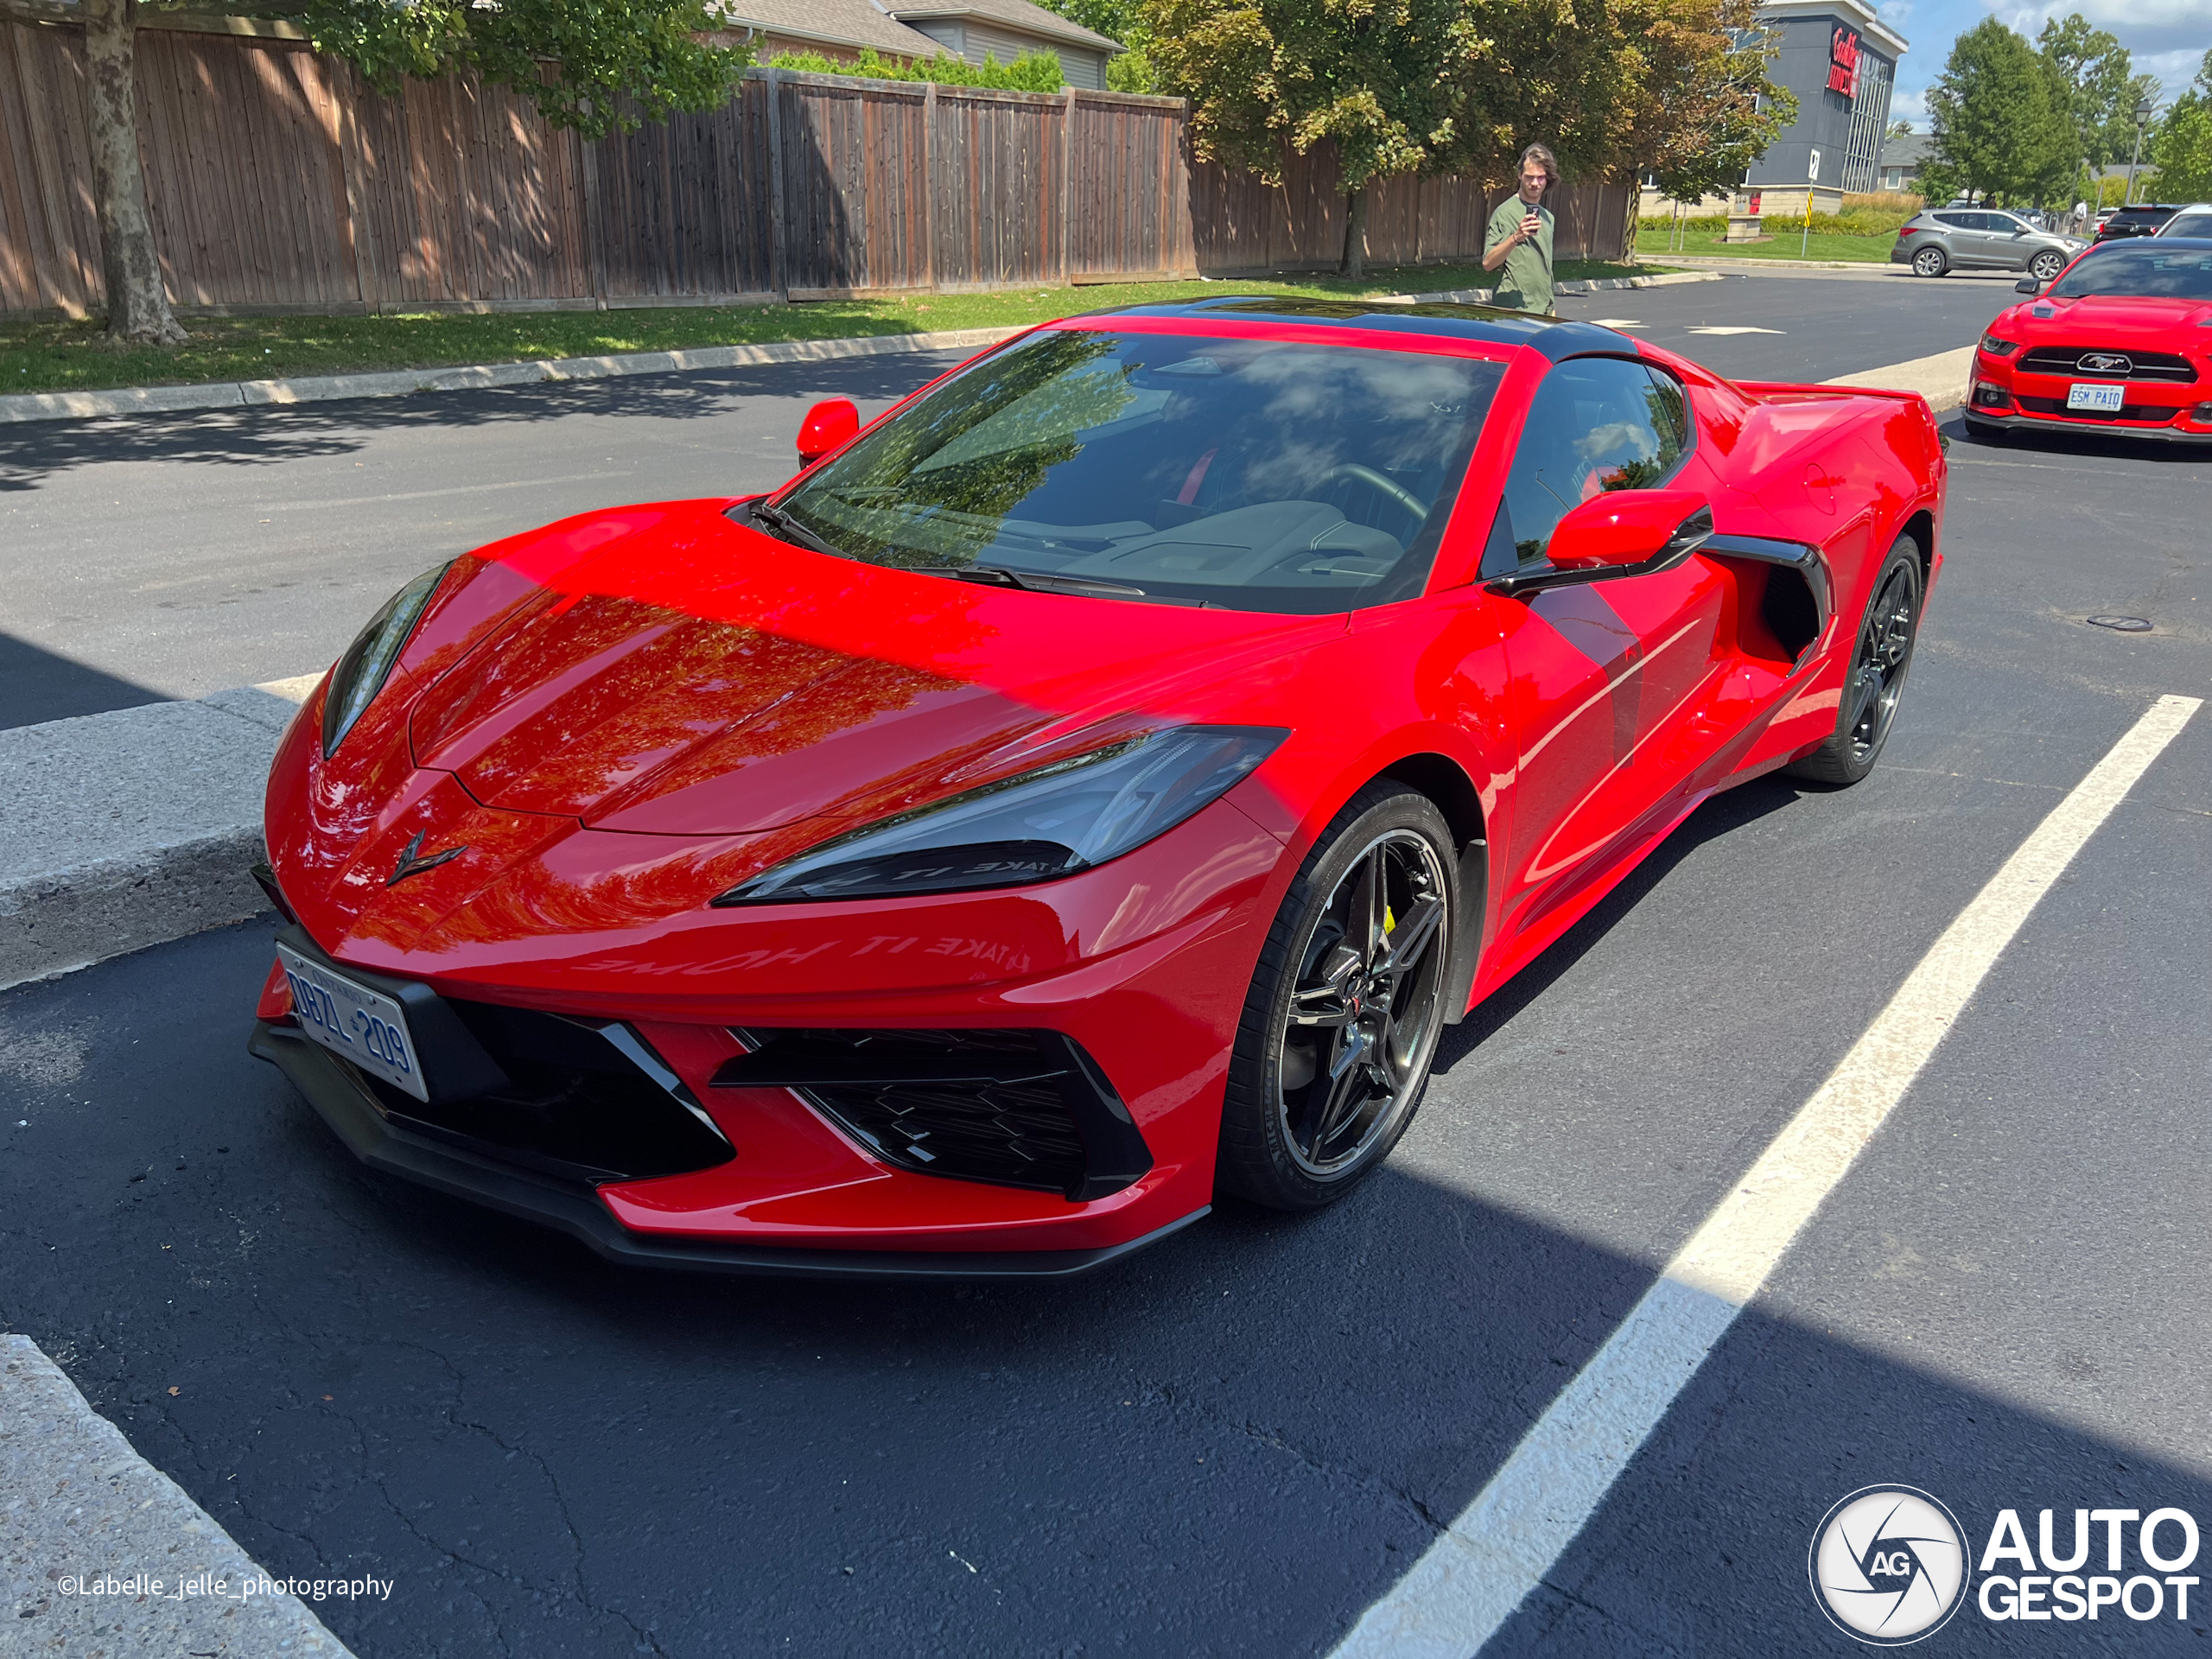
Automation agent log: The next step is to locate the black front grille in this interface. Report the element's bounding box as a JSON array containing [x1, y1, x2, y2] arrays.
[[714, 1029, 1152, 1200], [353, 999, 733, 1185], [2015, 395, 2177, 423], [2017, 347, 2197, 383]]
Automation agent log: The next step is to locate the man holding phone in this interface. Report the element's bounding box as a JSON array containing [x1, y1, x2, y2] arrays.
[[1482, 143, 1560, 315]]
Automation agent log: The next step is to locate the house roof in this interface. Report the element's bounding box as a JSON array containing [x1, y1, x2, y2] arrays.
[[1879, 132, 1933, 166], [888, 0, 1121, 54], [716, 0, 950, 58]]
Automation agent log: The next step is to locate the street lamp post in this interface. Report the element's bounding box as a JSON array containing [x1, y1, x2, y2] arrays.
[[2124, 96, 2154, 207]]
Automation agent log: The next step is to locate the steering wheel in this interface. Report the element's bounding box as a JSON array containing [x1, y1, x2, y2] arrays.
[[1315, 464, 1428, 535]]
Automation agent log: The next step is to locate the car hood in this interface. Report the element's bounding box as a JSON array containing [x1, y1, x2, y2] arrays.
[[2005, 293, 2212, 340], [396, 500, 1340, 839]]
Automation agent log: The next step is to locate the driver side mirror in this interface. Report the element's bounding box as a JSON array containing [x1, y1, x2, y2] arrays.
[[797, 397, 860, 467], [1489, 488, 1713, 595], [2015, 276, 2041, 294]]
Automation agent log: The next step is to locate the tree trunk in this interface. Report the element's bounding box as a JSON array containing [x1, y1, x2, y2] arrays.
[[82, 0, 186, 346], [1338, 186, 1369, 279]]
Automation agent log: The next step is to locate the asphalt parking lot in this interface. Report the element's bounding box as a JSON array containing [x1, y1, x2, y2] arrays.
[[3, 271, 2209, 1656]]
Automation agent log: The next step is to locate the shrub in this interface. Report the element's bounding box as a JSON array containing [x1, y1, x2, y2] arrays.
[[768, 47, 1065, 92]]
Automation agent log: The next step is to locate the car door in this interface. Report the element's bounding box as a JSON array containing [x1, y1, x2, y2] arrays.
[[1983, 212, 2034, 268], [1484, 356, 1727, 938], [1936, 211, 1998, 265]]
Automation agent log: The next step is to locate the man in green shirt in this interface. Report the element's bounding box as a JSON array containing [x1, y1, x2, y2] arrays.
[[1482, 143, 1560, 315]]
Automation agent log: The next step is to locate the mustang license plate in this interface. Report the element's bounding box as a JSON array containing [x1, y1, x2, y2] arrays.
[[276, 944, 429, 1102], [2067, 383, 2126, 413]]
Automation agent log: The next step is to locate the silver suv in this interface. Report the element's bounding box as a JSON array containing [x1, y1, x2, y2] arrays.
[[2158, 204, 2212, 238], [1890, 208, 2087, 279]]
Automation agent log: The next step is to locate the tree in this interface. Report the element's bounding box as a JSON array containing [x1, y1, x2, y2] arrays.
[[2150, 49, 2212, 201], [1924, 18, 2070, 207], [1036, 0, 1157, 90], [1888, 118, 1913, 138], [1147, 0, 1474, 277], [1638, 4, 1796, 214], [80, 0, 749, 346], [2037, 14, 2133, 183]]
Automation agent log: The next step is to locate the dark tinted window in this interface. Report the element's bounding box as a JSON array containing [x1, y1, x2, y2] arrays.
[[2050, 245, 2212, 300], [1934, 213, 1978, 230], [2164, 214, 2212, 238], [2109, 207, 2177, 229], [1501, 359, 1688, 565]]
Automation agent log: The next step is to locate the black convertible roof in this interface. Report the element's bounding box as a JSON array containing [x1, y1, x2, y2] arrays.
[[1090, 295, 1630, 361]]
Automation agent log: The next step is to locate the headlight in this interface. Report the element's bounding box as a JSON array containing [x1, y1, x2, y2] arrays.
[[1979, 334, 2018, 356], [714, 725, 1287, 906], [322, 563, 450, 754]]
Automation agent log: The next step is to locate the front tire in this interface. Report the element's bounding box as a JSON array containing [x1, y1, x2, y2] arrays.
[[2029, 249, 2067, 283], [1788, 536, 1923, 786], [1912, 245, 1948, 277], [1217, 785, 1457, 1211]]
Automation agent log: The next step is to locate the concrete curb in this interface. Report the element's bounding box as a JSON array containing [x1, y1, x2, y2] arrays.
[[1, 1334, 359, 1656], [1821, 345, 1974, 415], [0, 680, 315, 993], [0, 326, 1027, 427], [0, 278, 1719, 427], [1652, 254, 1899, 272]]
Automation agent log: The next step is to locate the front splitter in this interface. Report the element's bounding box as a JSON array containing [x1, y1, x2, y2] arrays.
[[249, 1020, 1205, 1281]]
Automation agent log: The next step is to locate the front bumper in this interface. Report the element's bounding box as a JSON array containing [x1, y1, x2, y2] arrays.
[[251, 1018, 1205, 1279]]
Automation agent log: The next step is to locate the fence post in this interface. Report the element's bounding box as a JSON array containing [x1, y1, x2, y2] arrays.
[[922, 80, 938, 291], [1059, 87, 1077, 283], [577, 131, 609, 308], [763, 68, 789, 302]]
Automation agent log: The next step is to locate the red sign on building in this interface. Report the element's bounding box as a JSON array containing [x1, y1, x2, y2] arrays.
[[1827, 25, 1861, 98]]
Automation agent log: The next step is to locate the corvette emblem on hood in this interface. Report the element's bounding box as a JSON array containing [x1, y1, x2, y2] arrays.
[[387, 830, 469, 887]]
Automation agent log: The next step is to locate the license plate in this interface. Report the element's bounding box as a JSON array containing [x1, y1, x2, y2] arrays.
[[276, 944, 428, 1103], [2067, 382, 2126, 412]]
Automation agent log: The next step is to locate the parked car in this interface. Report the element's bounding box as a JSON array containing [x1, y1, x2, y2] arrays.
[[2094, 205, 2182, 242], [249, 299, 1947, 1274], [1965, 238, 2212, 444], [2156, 204, 2212, 238], [1891, 208, 2086, 279]]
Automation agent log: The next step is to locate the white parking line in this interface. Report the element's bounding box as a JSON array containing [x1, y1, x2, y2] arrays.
[[1330, 693, 2202, 1657], [1686, 325, 1785, 334]]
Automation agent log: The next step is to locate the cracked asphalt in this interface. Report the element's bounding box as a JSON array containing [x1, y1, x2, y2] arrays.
[[3, 277, 2209, 1655]]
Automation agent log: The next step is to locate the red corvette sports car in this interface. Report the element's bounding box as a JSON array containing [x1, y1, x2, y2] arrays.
[[249, 298, 1946, 1278], [1967, 238, 2212, 442]]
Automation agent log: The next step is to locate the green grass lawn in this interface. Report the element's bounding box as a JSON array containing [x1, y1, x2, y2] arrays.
[[1636, 226, 1898, 264], [0, 260, 1661, 397]]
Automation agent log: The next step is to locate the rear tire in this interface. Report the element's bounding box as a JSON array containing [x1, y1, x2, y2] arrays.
[[1912, 245, 1948, 277], [1217, 785, 1458, 1211], [1788, 536, 1923, 787]]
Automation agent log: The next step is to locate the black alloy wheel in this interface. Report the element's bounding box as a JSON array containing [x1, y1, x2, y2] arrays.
[[1789, 537, 1923, 786], [2029, 249, 2068, 283], [1217, 786, 1457, 1209]]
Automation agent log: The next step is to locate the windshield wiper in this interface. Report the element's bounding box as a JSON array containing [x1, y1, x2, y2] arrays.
[[749, 499, 848, 560], [910, 563, 1152, 599]]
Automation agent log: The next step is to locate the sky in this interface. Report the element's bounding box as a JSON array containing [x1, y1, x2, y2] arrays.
[[1879, 0, 2212, 126]]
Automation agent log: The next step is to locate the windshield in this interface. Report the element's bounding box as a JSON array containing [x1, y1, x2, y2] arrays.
[[2050, 244, 2212, 300], [2164, 215, 2212, 238], [766, 328, 1505, 613]]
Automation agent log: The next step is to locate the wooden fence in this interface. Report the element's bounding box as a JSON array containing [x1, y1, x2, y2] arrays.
[[0, 16, 1634, 318]]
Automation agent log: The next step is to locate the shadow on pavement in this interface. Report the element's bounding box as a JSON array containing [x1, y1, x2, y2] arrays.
[[0, 630, 170, 731], [0, 352, 969, 494], [2, 770, 2201, 1656]]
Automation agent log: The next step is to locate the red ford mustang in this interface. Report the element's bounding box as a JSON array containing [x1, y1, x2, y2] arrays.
[[249, 299, 1945, 1278], [1967, 238, 2212, 442]]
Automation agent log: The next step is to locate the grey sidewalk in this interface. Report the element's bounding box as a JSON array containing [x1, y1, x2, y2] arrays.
[[1, 1334, 358, 1656], [0, 679, 313, 991]]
